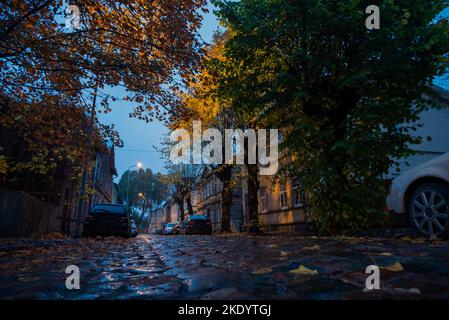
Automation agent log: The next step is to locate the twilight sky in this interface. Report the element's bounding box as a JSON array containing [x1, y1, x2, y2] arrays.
[[100, 1, 220, 181], [102, 3, 448, 181]]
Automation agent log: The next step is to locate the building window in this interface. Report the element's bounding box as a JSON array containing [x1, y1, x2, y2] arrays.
[[260, 189, 268, 213], [280, 183, 288, 209], [292, 178, 303, 208]]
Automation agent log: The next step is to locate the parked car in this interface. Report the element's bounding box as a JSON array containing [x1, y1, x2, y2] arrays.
[[155, 225, 165, 235], [130, 219, 138, 237], [163, 223, 177, 235], [185, 215, 212, 235], [83, 204, 131, 238], [386, 152, 449, 237], [173, 221, 186, 235]]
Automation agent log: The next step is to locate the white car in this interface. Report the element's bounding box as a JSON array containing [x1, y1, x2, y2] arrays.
[[163, 223, 176, 235], [386, 152, 449, 237]]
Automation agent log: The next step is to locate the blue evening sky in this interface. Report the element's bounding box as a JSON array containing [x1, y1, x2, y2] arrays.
[[100, 1, 219, 180], [102, 3, 448, 180]]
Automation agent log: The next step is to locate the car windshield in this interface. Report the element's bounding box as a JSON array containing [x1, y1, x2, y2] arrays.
[[91, 205, 126, 215]]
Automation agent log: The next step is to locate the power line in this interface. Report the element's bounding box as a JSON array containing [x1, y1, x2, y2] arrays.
[[116, 149, 161, 153]]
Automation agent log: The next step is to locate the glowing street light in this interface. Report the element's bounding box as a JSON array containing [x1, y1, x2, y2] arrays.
[[126, 162, 143, 207]]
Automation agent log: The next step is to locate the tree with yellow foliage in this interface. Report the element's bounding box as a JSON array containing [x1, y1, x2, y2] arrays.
[[1, 0, 207, 192], [168, 33, 241, 232]]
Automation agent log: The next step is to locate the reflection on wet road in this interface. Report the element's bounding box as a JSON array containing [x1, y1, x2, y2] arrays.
[[1, 232, 449, 299]]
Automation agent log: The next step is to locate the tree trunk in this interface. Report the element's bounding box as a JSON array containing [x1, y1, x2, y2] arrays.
[[246, 163, 260, 233], [178, 200, 185, 221], [216, 165, 233, 233], [139, 198, 147, 226], [185, 193, 194, 217], [144, 199, 153, 233], [146, 210, 153, 234]]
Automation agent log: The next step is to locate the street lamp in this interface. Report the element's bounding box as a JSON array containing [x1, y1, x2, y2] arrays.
[[126, 162, 143, 207]]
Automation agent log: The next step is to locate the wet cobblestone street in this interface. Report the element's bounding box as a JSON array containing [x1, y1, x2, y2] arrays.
[[1, 231, 449, 300]]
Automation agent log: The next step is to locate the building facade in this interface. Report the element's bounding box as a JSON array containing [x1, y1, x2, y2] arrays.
[[147, 207, 166, 234], [195, 167, 244, 233], [388, 84, 449, 178], [255, 176, 306, 232], [72, 143, 118, 236]]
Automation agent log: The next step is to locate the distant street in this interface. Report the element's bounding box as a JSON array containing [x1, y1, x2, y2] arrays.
[[1, 232, 449, 299]]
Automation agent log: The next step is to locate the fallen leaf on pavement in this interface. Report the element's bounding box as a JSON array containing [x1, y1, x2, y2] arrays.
[[430, 234, 438, 241], [252, 267, 273, 275], [393, 287, 421, 294], [268, 244, 278, 248], [289, 265, 318, 275], [304, 245, 320, 251], [379, 252, 393, 256], [381, 262, 404, 272], [17, 276, 41, 282], [279, 257, 287, 261], [280, 251, 290, 256], [401, 236, 412, 241]]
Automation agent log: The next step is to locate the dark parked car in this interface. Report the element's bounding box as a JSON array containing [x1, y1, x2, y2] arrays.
[[129, 219, 138, 238], [185, 215, 212, 235], [172, 222, 186, 235], [83, 204, 131, 238]]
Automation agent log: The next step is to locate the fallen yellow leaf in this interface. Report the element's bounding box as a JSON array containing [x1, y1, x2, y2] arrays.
[[280, 251, 290, 256], [379, 252, 393, 256], [289, 265, 318, 275], [268, 244, 278, 248], [304, 245, 320, 251], [381, 262, 404, 272], [252, 267, 273, 275]]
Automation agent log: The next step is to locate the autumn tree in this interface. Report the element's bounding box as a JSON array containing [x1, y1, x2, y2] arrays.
[[117, 168, 167, 225], [161, 162, 203, 222], [215, 0, 449, 234], [168, 33, 242, 232], [0, 0, 207, 192]]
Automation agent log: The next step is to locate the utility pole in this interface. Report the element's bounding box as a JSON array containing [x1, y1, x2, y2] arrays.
[[75, 82, 98, 236]]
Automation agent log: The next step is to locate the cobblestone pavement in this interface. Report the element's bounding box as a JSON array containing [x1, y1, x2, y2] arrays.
[[1, 230, 449, 299]]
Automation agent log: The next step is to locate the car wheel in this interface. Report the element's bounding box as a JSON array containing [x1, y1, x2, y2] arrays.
[[408, 183, 449, 238]]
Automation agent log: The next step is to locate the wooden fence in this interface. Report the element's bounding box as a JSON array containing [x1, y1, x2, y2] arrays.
[[0, 188, 58, 237]]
